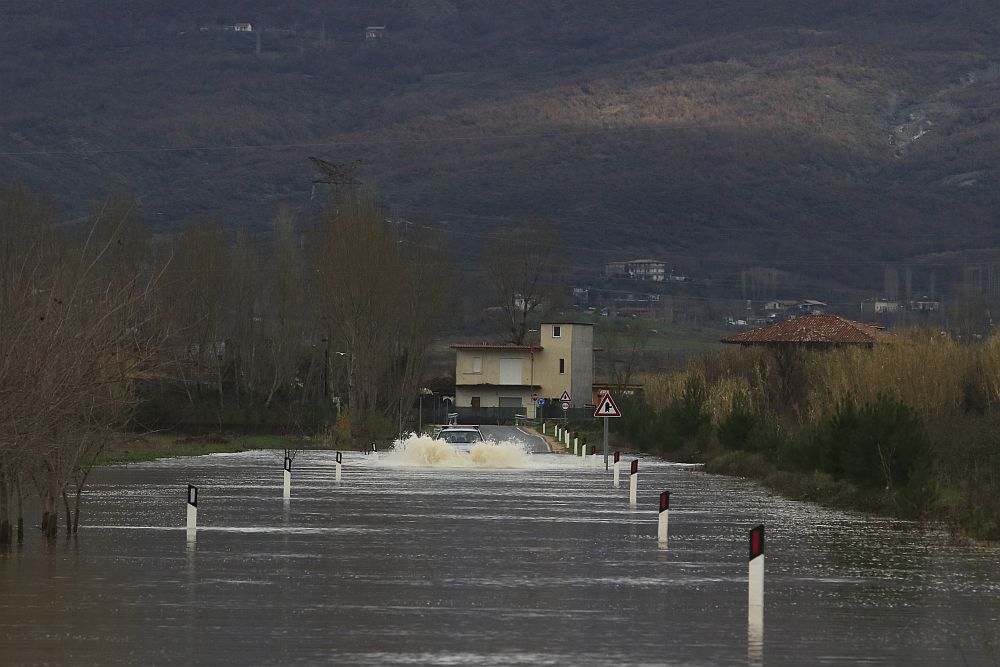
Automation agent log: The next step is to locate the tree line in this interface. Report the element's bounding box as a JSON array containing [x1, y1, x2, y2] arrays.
[[618, 336, 1000, 540], [0, 186, 448, 545]]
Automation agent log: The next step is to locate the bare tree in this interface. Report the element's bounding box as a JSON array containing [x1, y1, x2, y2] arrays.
[[262, 206, 306, 412], [484, 217, 565, 344], [602, 321, 650, 392], [309, 191, 447, 441], [0, 188, 162, 543]]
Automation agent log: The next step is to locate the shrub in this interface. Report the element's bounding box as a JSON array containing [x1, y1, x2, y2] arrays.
[[814, 394, 936, 517], [670, 374, 711, 438], [717, 394, 759, 450]]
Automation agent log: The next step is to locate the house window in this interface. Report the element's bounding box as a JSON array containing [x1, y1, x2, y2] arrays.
[[472, 356, 482, 373], [559, 358, 565, 374], [552, 325, 561, 338], [472, 397, 481, 409]]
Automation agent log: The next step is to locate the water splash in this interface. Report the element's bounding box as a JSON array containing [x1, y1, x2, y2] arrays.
[[385, 434, 534, 469]]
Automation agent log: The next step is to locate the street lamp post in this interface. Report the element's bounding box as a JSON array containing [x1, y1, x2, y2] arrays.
[[528, 329, 539, 418], [418, 387, 433, 434], [334, 351, 351, 407]]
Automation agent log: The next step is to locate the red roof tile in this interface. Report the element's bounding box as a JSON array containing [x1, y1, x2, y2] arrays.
[[721, 315, 896, 346]]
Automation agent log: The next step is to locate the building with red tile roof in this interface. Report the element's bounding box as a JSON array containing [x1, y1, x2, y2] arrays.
[[721, 314, 896, 347]]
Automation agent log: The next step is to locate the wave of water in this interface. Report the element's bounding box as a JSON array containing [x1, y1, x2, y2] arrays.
[[384, 434, 535, 469]]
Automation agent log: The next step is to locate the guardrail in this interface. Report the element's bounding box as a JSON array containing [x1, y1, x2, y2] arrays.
[[514, 414, 541, 428]]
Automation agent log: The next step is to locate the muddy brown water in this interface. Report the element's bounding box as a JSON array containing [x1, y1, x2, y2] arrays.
[[1, 440, 997, 665]]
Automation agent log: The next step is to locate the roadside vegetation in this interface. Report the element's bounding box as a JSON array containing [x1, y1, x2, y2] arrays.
[[0, 186, 447, 546], [607, 336, 1000, 541]]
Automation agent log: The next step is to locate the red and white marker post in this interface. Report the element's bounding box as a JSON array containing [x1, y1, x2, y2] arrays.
[[186, 484, 198, 538], [748, 524, 765, 662], [613, 451, 621, 488], [335, 451, 343, 482], [657, 491, 670, 547], [748, 524, 764, 606], [283, 456, 292, 500], [629, 459, 638, 508]]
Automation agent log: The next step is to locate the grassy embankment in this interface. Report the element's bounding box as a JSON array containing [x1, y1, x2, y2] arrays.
[[562, 333, 1000, 542]]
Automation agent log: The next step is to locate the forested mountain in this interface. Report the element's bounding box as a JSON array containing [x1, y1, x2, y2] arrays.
[[3, 0, 1000, 302]]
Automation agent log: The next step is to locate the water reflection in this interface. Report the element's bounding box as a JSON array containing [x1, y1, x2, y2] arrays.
[[748, 604, 763, 666]]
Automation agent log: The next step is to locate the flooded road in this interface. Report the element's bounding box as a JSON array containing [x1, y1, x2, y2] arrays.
[[1, 443, 998, 666]]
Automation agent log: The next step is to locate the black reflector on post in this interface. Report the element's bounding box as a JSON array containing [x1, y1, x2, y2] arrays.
[[613, 451, 620, 463], [336, 451, 342, 464], [590, 446, 596, 455], [630, 459, 638, 475], [284, 457, 292, 473], [749, 524, 765, 561], [659, 491, 670, 513], [187, 484, 198, 507]]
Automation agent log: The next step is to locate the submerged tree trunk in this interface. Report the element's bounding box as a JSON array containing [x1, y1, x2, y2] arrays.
[[41, 493, 57, 541], [16, 475, 24, 544], [62, 490, 73, 537], [0, 473, 10, 547]]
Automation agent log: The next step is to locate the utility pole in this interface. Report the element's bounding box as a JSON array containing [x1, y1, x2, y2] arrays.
[[308, 157, 364, 202]]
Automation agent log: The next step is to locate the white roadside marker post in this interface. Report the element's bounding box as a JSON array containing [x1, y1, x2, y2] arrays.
[[283, 456, 292, 500], [629, 459, 638, 508], [657, 491, 670, 547], [613, 451, 621, 487], [580, 437, 587, 461], [590, 445, 597, 469], [335, 451, 342, 482], [748, 524, 765, 664], [186, 484, 198, 538]]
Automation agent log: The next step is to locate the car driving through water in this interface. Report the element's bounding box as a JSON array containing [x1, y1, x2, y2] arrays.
[[432, 425, 486, 452]]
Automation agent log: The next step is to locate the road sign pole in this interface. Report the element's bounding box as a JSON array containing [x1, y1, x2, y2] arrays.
[[603, 417, 609, 470]]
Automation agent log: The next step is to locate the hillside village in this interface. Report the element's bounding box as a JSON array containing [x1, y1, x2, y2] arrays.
[[569, 257, 969, 332]]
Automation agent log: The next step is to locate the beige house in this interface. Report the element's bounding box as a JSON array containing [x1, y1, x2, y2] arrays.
[[605, 259, 666, 282], [452, 322, 594, 418]]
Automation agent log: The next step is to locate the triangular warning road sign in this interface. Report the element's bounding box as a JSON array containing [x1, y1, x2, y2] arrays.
[[559, 390, 572, 402], [594, 393, 622, 418]]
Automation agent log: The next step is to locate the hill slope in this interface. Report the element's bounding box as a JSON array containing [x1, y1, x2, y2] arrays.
[[3, 1, 1000, 302]]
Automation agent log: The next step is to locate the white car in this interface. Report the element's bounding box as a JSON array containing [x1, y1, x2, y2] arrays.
[[433, 426, 486, 451]]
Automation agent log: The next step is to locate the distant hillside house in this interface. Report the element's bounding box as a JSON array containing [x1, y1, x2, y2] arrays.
[[860, 299, 904, 315], [365, 25, 386, 40], [764, 299, 827, 315], [909, 299, 940, 312], [226, 22, 253, 32], [605, 259, 666, 282]]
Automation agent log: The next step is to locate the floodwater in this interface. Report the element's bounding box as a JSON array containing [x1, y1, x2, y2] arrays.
[[1, 431, 998, 666]]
